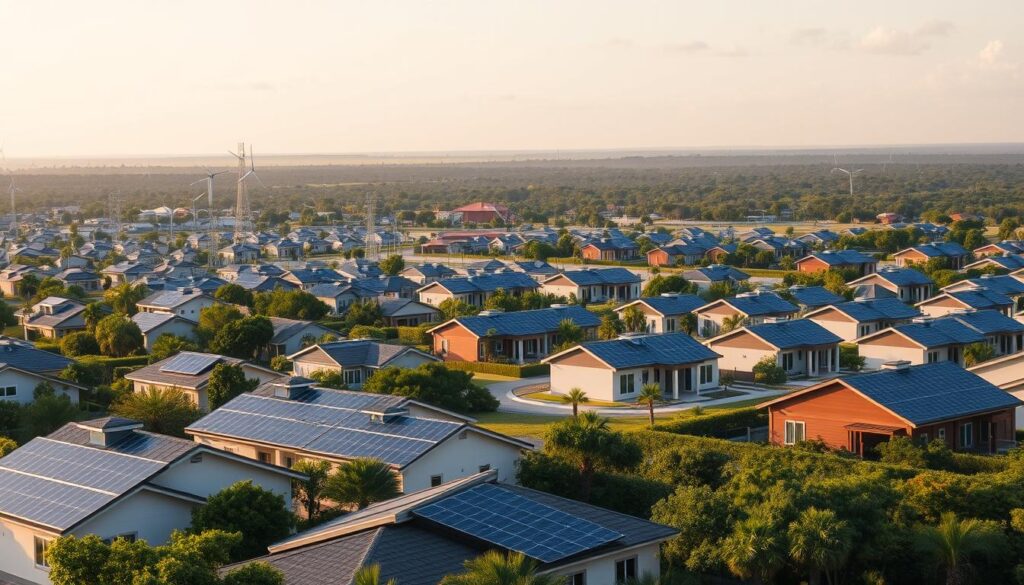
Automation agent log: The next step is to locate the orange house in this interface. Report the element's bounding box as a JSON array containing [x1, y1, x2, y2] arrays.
[[759, 361, 1020, 456]]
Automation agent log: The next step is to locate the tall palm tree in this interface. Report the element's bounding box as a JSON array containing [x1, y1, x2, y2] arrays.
[[324, 458, 401, 509], [545, 411, 639, 501], [722, 513, 787, 585], [720, 314, 748, 334], [637, 383, 662, 428], [560, 387, 589, 418], [787, 507, 853, 585], [292, 459, 332, 521], [441, 551, 564, 585], [914, 512, 1004, 585], [621, 306, 647, 333], [355, 564, 397, 585], [555, 318, 583, 349], [110, 386, 199, 438]]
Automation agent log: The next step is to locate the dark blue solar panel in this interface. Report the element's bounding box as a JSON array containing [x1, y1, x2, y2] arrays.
[[414, 484, 622, 563], [160, 352, 222, 375], [0, 468, 114, 530], [0, 438, 163, 494]]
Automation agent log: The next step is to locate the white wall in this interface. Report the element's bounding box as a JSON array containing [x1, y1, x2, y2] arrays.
[[810, 318, 861, 343], [547, 543, 662, 585], [402, 431, 524, 492], [714, 345, 774, 374], [73, 489, 195, 548], [0, 370, 79, 406], [549, 363, 615, 402], [859, 344, 929, 370], [150, 450, 293, 502], [143, 319, 197, 350], [0, 519, 55, 585]]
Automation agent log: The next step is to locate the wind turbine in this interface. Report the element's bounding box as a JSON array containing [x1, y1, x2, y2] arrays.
[[0, 146, 20, 239], [190, 193, 205, 230], [229, 143, 264, 242], [831, 166, 864, 197], [191, 168, 230, 268]]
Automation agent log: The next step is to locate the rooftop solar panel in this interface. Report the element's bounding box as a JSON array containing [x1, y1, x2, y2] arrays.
[[413, 483, 622, 563], [160, 352, 222, 375], [0, 438, 163, 494], [0, 468, 115, 530]]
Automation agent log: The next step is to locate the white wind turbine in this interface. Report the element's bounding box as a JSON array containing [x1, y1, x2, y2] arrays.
[[0, 146, 21, 239], [191, 168, 230, 267], [831, 166, 864, 197], [229, 144, 265, 241]]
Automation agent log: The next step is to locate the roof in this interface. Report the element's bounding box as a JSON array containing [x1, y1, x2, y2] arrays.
[[435, 305, 600, 337], [818, 297, 921, 323], [125, 351, 251, 389], [546, 267, 640, 286], [741, 319, 842, 349], [785, 286, 844, 308], [622, 294, 706, 316], [546, 333, 719, 369], [862, 267, 935, 287], [764, 362, 1022, 426], [131, 311, 195, 334], [898, 241, 970, 258], [424, 273, 539, 294], [711, 291, 799, 317], [0, 338, 74, 371], [682, 265, 750, 282], [379, 298, 439, 317], [800, 249, 876, 266], [137, 288, 210, 309], [923, 289, 1013, 311], [269, 317, 334, 345], [453, 202, 509, 213], [946, 275, 1024, 297], [289, 340, 434, 368], [868, 317, 987, 347]]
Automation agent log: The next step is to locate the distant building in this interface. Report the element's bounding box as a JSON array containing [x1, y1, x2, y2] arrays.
[[452, 202, 512, 224]]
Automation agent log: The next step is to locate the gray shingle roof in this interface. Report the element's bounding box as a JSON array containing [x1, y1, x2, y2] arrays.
[[805, 249, 876, 266], [683, 265, 751, 283], [430, 273, 540, 294], [872, 267, 934, 286], [786, 286, 844, 308], [563, 333, 719, 368], [953, 276, 1024, 296], [125, 352, 247, 389], [131, 311, 194, 334], [137, 288, 207, 309], [297, 340, 425, 368], [553, 268, 641, 286], [0, 338, 74, 372], [745, 319, 842, 348], [446, 306, 600, 337]]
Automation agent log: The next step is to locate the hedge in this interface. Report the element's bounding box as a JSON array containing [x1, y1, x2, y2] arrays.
[[75, 355, 150, 384], [444, 360, 549, 378], [651, 407, 768, 439], [397, 325, 432, 345]]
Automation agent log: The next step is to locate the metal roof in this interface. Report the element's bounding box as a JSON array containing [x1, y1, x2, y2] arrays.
[[430, 273, 539, 294], [953, 275, 1024, 296], [786, 286, 844, 308], [549, 268, 640, 286], [447, 306, 600, 337], [564, 333, 719, 369], [629, 294, 706, 316], [828, 298, 921, 322], [871, 267, 935, 286], [295, 340, 427, 368], [940, 289, 1013, 310], [683, 265, 750, 282], [804, 249, 876, 266], [745, 319, 842, 349], [719, 291, 799, 316], [889, 318, 986, 347]]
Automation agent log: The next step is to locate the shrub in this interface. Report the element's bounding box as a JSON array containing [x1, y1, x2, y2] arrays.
[[270, 355, 292, 373], [397, 324, 432, 345], [59, 332, 100, 357], [443, 361, 550, 378], [652, 407, 767, 438], [348, 325, 387, 340], [752, 354, 787, 384]]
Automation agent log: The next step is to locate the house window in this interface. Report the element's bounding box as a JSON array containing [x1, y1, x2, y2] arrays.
[[959, 422, 974, 449], [34, 536, 51, 568], [430, 474, 444, 487], [859, 325, 870, 337], [0, 386, 15, 397], [619, 373, 636, 395], [937, 428, 946, 442], [919, 433, 929, 446], [927, 351, 939, 363], [784, 420, 805, 445], [699, 364, 713, 385], [568, 572, 586, 585], [344, 369, 362, 386], [781, 353, 794, 371], [478, 464, 491, 473], [666, 318, 676, 332], [257, 452, 272, 464], [615, 557, 637, 583]]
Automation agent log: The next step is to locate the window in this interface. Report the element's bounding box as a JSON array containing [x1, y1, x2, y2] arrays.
[[959, 422, 974, 449], [919, 433, 929, 446], [430, 474, 444, 487], [666, 318, 676, 332], [937, 428, 946, 441], [344, 369, 362, 385], [102, 533, 137, 545], [284, 456, 294, 468], [0, 386, 15, 397], [34, 536, 51, 568], [784, 420, 805, 445], [618, 373, 636, 395], [859, 325, 870, 337], [478, 464, 491, 473], [568, 572, 586, 585], [258, 452, 272, 464], [781, 353, 794, 371], [699, 364, 713, 385], [927, 351, 939, 363], [615, 557, 637, 583]]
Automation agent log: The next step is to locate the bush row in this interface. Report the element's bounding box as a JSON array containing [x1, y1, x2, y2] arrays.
[[651, 407, 767, 438], [396, 325, 432, 345], [443, 360, 549, 378]]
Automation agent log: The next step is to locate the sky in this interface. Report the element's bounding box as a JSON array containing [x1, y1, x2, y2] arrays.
[[0, 0, 1021, 157]]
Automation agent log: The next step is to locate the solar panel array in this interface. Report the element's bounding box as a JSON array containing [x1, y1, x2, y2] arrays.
[[413, 484, 623, 563], [160, 352, 222, 375]]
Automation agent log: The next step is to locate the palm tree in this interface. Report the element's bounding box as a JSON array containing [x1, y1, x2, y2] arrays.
[[720, 314, 748, 334], [637, 383, 662, 428], [324, 458, 401, 509], [621, 306, 647, 333], [722, 513, 787, 585], [787, 507, 853, 585], [553, 318, 584, 353], [597, 314, 624, 340], [544, 411, 640, 501], [355, 564, 397, 585], [914, 512, 1004, 585], [82, 302, 107, 332], [110, 386, 199, 437], [560, 387, 589, 418], [292, 459, 332, 521], [441, 551, 564, 585]]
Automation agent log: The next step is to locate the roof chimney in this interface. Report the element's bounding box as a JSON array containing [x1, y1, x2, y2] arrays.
[[77, 418, 144, 448], [272, 376, 317, 400], [881, 360, 911, 371]]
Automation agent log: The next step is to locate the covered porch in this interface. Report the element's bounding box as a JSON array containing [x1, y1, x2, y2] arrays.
[[641, 364, 708, 399], [482, 334, 555, 364], [845, 422, 907, 458]]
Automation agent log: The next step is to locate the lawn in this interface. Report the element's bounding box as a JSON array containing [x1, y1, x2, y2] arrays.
[[521, 390, 627, 408]]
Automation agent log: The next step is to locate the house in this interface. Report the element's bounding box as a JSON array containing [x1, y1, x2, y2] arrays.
[[738, 227, 775, 241], [795, 249, 878, 276], [968, 352, 1024, 429], [429, 305, 601, 364], [805, 297, 921, 342], [580, 238, 640, 261], [783, 285, 845, 313], [0, 337, 78, 378], [694, 291, 799, 337], [856, 311, 1024, 370], [0, 265, 41, 297], [264, 239, 304, 260], [0, 417, 301, 585], [131, 312, 198, 351], [20, 296, 89, 340], [706, 319, 842, 380], [647, 243, 706, 267], [218, 243, 261, 264], [238, 470, 677, 585], [964, 253, 1024, 272], [399, 263, 457, 285], [136, 287, 222, 318], [796, 230, 840, 247], [308, 282, 361, 315], [973, 240, 1024, 258], [877, 212, 903, 224], [452, 202, 511, 224], [124, 351, 283, 411], [893, 242, 971, 270], [282, 268, 345, 290], [0, 341, 85, 404], [509, 260, 560, 281], [613, 294, 705, 334], [539, 268, 641, 304], [748, 236, 808, 260], [544, 333, 720, 401], [53, 268, 101, 291], [187, 378, 530, 492], [379, 298, 441, 327], [101, 261, 151, 285], [288, 340, 439, 388], [705, 243, 738, 264], [263, 317, 338, 359], [915, 288, 1014, 318], [233, 273, 299, 292], [682, 265, 749, 291], [759, 361, 1020, 456], [848, 266, 935, 304], [417, 273, 540, 309], [941, 275, 1024, 317]]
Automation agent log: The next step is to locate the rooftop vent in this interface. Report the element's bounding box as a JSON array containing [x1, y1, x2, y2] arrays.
[[881, 360, 911, 371], [762, 316, 787, 324], [912, 316, 933, 325], [364, 405, 409, 424], [77, 418, 144, 448], [550, 303, 569, 309], [478, 309, 505, 316], [659, 292, 680, 298], [271, 376, 317, 400]]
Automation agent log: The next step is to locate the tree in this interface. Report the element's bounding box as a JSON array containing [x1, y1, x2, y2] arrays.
[[642, 274, 692, 297], [719, 314, 747, 334], [362, 362, 499, 412], [722, 512, 788, 585], [324, 458, 401, 510], [752, 354, 787, 384], [292, 459, 332, 522], [209, 315, 274, 359], [103, 282, 148, 315], [597, 314, 624, 340], [82, 302, 108, 331], [0, 299, 16, 327], [0, 436, 17, 456], [343, 300, 384, 327], [16, 273, 39, 299], [22, 383, 80, 438], [222, 562, 285, 585], [621, 306, 647, 333], [441, 551, 565, 585], [560, 388, 589, 418], [60, 331, 100, 357], [998, 217, 1021, 241], [963, 342, 996, 367], [552, 318, 584, 352], [191, 480, 294, 562], [253, 289, 330, 320], [150, 333, 200, 361], [309, 369, 347, 389], [214, 283, 254, 307], [94, 313, 144, 357], [438, 298, 479, 320], [822, 270, 851, 298], [544, 411, 641, 501], [839, 344, 865, 371], [379, 254, 405, 276], [914, 512, 1004, 585], [206, 363, 260, 410], [787, 507, 853, 585], [354, 564, 397, 585], [198, 304, 244, 345], [637, 383, 662, 428], [111, 387, 199, 437]]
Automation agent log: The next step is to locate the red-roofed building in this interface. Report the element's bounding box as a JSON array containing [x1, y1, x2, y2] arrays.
[[453, 202, 511, 224]]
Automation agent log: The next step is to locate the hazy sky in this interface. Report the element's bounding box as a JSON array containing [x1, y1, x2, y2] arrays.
[[0, 0, 1021, 156]]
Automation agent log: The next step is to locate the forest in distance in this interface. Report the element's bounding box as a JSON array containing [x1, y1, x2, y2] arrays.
[[6, 152, 1024, 227]]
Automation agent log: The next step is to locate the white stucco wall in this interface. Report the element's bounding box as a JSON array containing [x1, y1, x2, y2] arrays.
[[859, 344, 929, 370], [549, 363, 615, 402], [73, 489, 195, 547], [713, 345, 775, 374], [0, 370, 79, 406], [547, 543, 662, 585], [143, 319, 197, 350], [149, 450, 293, 501], [402, 430, 524, 492], [0, 519, 56, 585], [809, 319, 861, 343]]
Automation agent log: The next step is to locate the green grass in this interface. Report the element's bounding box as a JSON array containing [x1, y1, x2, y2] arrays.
[[471, 372, 518, 384], [2, 326, 24, 339], [521, 391, 627, 408]]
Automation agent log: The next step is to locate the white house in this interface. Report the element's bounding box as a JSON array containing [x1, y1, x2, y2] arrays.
[[131, 312, 198, 351], [969, 352, 1024, 429], [706, 319, 842, 380], [804, 298, 920, 343], [124, 351, 284, 411], [287, 340, 438, 389], [136, 288, 223, 319], [0, 417, 302, 585], [539, 268, 641, 304]]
